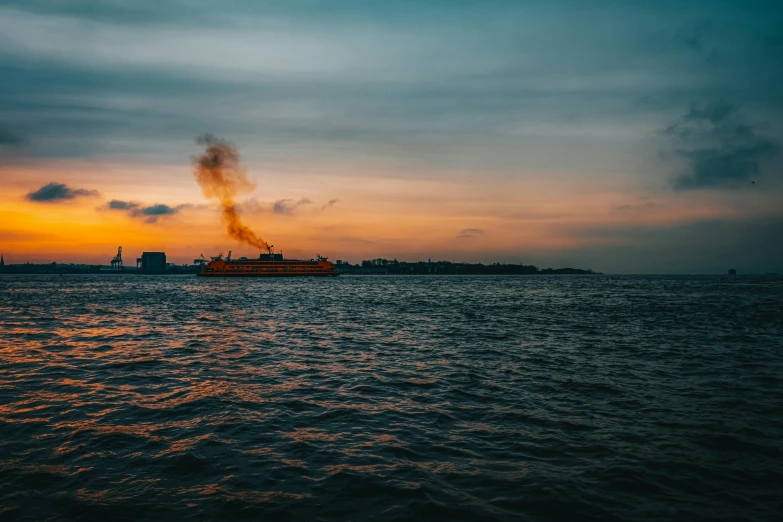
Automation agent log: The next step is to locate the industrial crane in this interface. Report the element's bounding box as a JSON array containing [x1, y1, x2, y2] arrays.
[[110, 246, 123, 271], [193, 254, 207, 266]]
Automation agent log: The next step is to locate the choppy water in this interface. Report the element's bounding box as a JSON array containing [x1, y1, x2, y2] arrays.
[[1, 274, 782, 521]]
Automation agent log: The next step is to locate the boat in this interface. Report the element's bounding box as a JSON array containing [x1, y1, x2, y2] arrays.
[[198, 250, 338, 277]]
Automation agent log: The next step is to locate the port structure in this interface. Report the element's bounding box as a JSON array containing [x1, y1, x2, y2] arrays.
[[193, 254, 208, 267], [110, 246, 123, 271]]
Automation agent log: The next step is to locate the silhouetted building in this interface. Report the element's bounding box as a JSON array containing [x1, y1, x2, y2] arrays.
[[0, 254, 4, 268], [137, 252, 167, 274]]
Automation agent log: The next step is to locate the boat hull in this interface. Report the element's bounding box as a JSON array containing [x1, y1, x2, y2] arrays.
[[198, 271, 338, 277], [197, 257, 339, 277]]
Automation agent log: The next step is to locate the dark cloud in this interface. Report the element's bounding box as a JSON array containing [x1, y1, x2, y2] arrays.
[[674, 21, 708, 55], [456, 228, 484, 239], [4, 0, 205, 27], [0, 127, 24, 146], [237, 197, 334, 214], [141, 203, 180, 216], [100, 200, 198, 223], [25, 182, 99, 202], [234, 197, 264, 215], [321, 198, 339, 211], [663, 101, 781, 190], [106, 199, 133, 210], [614, 197, 662, 214], [1, 3, 782, 197], [673, 21, 722, 65], [272, 198, 312, 215], [682, 99, 735, 125], [0, 1, 780, 179]]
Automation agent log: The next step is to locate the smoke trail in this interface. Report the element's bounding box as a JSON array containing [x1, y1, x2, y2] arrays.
[[192, 134, 269, 251]]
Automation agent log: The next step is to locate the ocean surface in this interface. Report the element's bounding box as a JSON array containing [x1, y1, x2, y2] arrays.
[[1, 274, 782, 521]]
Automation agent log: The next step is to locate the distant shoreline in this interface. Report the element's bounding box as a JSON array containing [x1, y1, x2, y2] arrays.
[[3, 263, 777, 277], [0, 259, 601, 276], [0, 265, 599, 276]]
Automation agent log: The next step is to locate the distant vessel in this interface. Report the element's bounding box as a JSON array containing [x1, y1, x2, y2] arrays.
[[728, 268, 737, 275], [198, 250, 338, 277]]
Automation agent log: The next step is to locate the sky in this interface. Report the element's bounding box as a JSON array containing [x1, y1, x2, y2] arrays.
[[1, 0, 782, 273]]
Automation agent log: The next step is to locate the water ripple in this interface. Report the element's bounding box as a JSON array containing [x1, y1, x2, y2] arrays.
[[1, 274, 782, 521]]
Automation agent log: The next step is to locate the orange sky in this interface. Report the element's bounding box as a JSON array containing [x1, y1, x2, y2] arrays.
[[2, 157, 770, 268]]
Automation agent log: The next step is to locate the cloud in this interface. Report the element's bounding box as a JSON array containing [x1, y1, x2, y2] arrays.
[[456, 228, 484, 239], [141, 203, 182, 216], [677, 22, 708, 52], [236, 197, 335, 215], [2, 1, 781, 182], [673, 21, 721, 65], [272, 197, 312, 215], [25, 182, 99, 202], [106, 199, 134, 210], [101, 199, 198, 223], [0, 127, 24, 146], [233, 197, 263, 215], [614, 197, 662, 214], [663, 101, 781, 190]]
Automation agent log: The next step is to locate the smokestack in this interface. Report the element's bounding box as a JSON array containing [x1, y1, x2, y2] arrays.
[[192, 134, 269, 251]]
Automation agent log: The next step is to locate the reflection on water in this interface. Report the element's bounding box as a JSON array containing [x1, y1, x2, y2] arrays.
[[1, 274, 782, 521]]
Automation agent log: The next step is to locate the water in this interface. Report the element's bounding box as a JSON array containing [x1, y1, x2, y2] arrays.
[[1, 274, 782, 521]]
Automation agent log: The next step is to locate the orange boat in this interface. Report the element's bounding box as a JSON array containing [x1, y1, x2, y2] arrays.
[[198, 251, 338, 277]]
